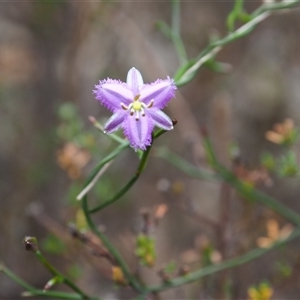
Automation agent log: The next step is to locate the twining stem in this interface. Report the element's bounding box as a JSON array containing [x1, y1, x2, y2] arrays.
[[82, 129, 173, 291], [89, 116, 125, 144], [160, 140, 300, 226], [0, 264, 97, 300], [174, 0, 300, 86], [201, 134, 300, 226], [171, 0, 187, 64], [89, 144, 151, 213], [33, 249, 90, 298], [89, 127, 172, 213], [77, 142, 129, 200], [77, 161, 113, 201], [226, 0, 245, 32], [252, 0, 300, 17], [81, 195, 145, 293], [145, 226, 300, 293], [155, 147, 217, 182]]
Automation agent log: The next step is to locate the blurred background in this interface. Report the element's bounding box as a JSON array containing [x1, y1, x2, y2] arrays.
[[1, 1, 300, 299]]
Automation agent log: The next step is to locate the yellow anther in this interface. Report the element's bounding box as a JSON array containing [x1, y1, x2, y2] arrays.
[[132, 101, 142, 111]]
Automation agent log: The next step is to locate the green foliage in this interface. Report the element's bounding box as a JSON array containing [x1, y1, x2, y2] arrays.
[[261, 150, 300, 178], [283, 128, 299, 147], [135, 234, 156, 267], [201, 242, 215, 266], [248, 281, 273, 300], [277, 151, 299, 177], [3, 1, 300, 299], [227, 0, 252, 32]]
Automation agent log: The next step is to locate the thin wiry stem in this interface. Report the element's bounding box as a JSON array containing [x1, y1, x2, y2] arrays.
[[81, 195, 146, 293], [33, 249, 90, 298], [77, 161, 113, 201], [145, 226, 300, 293], [89, 144, 151, 213], [171, 0, 187, 64], [89, 116, 125, 144], [201, 133, 300, 226], [89, 127, 173, 213], [174, 0, 300, 86], [0, 263, 98, 300], [76, 142, 129, 201]]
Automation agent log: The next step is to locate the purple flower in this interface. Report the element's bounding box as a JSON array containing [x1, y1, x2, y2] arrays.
[[93, 68, 176, 150]]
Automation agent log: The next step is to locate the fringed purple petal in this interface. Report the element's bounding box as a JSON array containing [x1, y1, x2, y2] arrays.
[[104, 110, 128, 134], [147, 108, 173, 131], [94, 68, 177, 151], [140, 77, 176, 109], [123, 114, 153, 151], [126, 68, 144, 97], [93, 79, 132, 112]]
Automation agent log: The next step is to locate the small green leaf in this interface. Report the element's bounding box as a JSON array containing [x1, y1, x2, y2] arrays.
[[135, 234, 156, 267], [277, 151, 299, 177]]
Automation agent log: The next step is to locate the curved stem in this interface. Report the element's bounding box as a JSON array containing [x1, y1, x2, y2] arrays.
[[174, 0, 300, 87], [77, 142, 129, 200], [89, 116, 125, 144], [89, 145, 152, 213], [81, 195, 145, 293], [155, 147, 218, 182], [145, 226, 300, 293], [171, 0, 187, 64], [202, 135, 300, 226], [226, 0, 245, 32], [81, 129, 172, 291], [162, 135, 300, 226], [1, 264, 97, 300], [89, 127, 169, 213]]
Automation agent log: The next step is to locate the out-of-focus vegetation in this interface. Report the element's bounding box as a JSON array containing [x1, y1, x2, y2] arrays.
[[1, 1, 300, 299]]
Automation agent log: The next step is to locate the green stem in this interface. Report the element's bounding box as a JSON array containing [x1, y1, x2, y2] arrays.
[[1, 264, 96, 300], [252, 0, 300, 17], [202, 135, 300, 226], [89, 116, 125, 144], [34, 250, 90, 299], [226, 0, 245, 32], [87, 143, 129, 182], [82, 195, 145, 293], [174, 0, 300, 87], [81, 129, 174, 291], [89, 145, 152, 213], [171, 0, 187, 64], [155, 147, 218, 182], [77, 142, 129, 200], [163, 136, 300, 226], [146, 226, 300, 293], [89, 128, 167, 213]]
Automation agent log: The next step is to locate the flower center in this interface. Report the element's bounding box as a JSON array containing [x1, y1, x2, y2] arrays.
[[132, 100, 142, 111], [121, 97, 154, 121]]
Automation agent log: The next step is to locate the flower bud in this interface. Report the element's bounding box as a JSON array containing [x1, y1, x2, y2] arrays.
[[23, 236, 38, 252]]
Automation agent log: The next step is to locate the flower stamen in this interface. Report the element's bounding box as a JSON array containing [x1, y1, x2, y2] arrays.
[[121, 103, 128, 110], [147, 100, 154, 108], [132, 100, 142, 111], [94, 67, 176, 150]]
